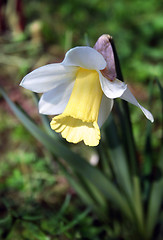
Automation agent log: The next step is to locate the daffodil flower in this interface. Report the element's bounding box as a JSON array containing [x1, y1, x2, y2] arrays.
[[20, 35, 154, 146]]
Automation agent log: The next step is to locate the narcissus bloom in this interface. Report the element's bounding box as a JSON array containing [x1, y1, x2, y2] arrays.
[[20, 35, 154, 146]]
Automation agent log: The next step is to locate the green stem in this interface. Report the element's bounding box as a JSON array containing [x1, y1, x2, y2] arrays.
[[110, 38, 137, 173]]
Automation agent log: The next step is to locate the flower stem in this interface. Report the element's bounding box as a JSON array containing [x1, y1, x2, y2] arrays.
[[110, 37, 138, 175]]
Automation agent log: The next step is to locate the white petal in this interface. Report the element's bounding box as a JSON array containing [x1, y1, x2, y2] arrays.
[[120, 88, 154, 122], [98, 94, 114, 128], [39, 80, 74, 115], [20, 63, 78, 93], [99, 73, 127, 99], [62, 47, 106, 70]]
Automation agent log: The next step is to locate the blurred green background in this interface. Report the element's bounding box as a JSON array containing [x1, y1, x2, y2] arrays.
[[0, 0, 162, 239]]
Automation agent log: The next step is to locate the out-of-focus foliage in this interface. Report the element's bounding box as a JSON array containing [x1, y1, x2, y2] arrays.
[[0, 0, 162, 239], [0, 0, 162, 81]]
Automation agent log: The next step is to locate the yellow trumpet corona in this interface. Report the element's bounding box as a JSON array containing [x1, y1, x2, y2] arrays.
[[50, 68, 103, 146]]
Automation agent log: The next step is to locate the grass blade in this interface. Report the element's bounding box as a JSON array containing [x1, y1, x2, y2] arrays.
[[56, 208, 91, 235], [103, 114, 133, 201], [145, 79, 163, 238]]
